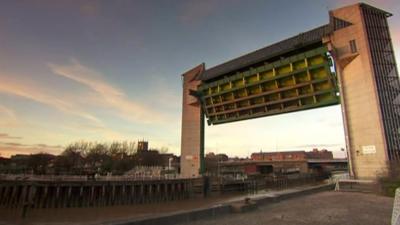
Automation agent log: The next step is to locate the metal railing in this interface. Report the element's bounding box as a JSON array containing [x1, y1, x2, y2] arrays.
[[0, 173, 184, 182], [393, 188, 400, 225], [331, 173, 376, 192], [264, 174, 324, 190]]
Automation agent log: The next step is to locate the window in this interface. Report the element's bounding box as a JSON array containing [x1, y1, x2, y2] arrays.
[[349, 40, 357, 53]]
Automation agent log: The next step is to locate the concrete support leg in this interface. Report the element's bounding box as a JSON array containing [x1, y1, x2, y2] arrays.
[[180, 64, 205, 178]]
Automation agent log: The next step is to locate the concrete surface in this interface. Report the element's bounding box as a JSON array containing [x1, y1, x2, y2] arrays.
[[185, 191, 393, 225], [104, 184, 334, 225], [180, 64, 204, 178]]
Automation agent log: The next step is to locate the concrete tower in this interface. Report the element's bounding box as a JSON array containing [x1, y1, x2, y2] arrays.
[[180, 64, 205, 178], [326, 3, 400, 178]]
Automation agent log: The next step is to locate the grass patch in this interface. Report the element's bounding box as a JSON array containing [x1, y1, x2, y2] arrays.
[[377, 163, 400, 197]]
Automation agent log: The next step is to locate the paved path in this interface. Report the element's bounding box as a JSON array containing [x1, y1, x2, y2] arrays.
[[186, 191, 393, 225]]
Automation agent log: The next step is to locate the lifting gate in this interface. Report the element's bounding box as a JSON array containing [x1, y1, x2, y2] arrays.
[[197, 46, 340, 125]]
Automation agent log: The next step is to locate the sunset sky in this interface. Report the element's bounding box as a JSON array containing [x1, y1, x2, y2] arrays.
[[0, 0, 399, 158]]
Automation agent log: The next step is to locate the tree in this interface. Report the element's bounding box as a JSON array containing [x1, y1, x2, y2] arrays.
[[54, 144, 85, 174], [85, 143, 108, 172], [42, 140, 168, 175], [27, 152, 55, 174]]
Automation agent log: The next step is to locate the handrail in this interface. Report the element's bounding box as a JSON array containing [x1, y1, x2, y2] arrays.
[[393, 188, 400, 225], [0, 173, 184, 181]]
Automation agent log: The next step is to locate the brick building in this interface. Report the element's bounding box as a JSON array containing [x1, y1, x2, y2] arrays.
[[305, 149, 333, 160], [251, 149, 333, 161]]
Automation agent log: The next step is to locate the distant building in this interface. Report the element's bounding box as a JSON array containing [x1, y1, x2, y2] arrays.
[[251, 149, 333, 161], [305, 148, 333, 160], [0, 157, 10, 162], [204, 152, 229, 176], [159, 153, 178, 169], [10, 154, 31, 161], [137, 140, 149, 152], [0, 157, 10, 168], [205, 152, 229, 161], [215, 149, 345, 178], [135, 148, 160, 166], [135, 141, 179, 170], [251, 151, 306, 161]]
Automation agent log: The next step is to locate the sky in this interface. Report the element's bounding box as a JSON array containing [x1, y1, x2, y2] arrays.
[[0, 0, 399, 158]]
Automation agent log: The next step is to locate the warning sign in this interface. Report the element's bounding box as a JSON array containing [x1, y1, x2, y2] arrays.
[[362, 145, 376, 155]]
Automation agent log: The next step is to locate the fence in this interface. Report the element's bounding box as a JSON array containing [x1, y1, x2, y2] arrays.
[[330, 173, 377, 192], [207, 174, 327, 194], [264, 174, 326, 190]]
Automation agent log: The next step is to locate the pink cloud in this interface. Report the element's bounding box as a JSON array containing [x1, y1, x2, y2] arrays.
[[0, 104, 16, 119], [0, 133, 22, 140], [0, 141, 64, 157], [0, 104, 20, 127], [0, 76, 102, 125]]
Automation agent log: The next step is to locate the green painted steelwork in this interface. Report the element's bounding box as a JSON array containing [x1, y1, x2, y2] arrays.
[[200, 108, 205, 174], [198, 46, 340, 125]]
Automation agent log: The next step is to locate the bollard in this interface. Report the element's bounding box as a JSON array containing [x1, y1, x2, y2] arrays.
[[393, 188, 400, 225]]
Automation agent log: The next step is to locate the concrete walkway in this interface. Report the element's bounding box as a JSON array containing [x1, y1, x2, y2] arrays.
[[222, 184, 331, 203], [187, 191, 393, 225]]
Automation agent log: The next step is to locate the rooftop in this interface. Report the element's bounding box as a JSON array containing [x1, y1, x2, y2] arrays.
[[199, 24, 332, 81], [198, 3, 390, 82]]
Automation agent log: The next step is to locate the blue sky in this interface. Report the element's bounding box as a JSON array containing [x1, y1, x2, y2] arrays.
[[0, 0, 399, 158]]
